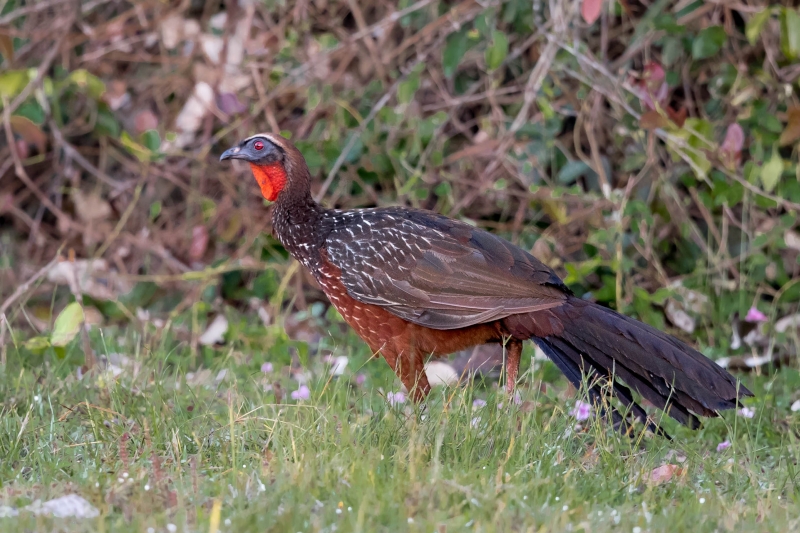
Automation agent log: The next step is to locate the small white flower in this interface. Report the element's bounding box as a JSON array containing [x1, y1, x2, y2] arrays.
[[407, 517, 414, 523], [699, 497, 705, 504], [738, 407, 755, 419], [166, 524, 177, 533], [224, 519, 231, 526], [144, 484, 150, 491]]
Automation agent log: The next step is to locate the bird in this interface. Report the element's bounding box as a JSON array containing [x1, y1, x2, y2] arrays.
[[220, 132, 752, 434]]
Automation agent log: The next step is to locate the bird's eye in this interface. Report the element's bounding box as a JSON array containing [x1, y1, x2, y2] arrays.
[[253, 140, 264, 151]]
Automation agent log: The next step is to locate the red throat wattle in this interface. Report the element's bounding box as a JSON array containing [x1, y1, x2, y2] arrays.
[[250, 162, 288, 201]]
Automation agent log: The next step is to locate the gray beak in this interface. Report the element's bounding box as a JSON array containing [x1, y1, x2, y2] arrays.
[[220, 146, 243, 161]]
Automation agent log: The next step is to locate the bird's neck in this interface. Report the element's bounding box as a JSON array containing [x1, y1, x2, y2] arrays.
[[271, 175, 328, 266]]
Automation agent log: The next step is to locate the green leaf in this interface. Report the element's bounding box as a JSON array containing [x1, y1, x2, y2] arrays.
[[557, 161, 595, 184], [760, 150, 784, 193], [315, 33, 339, 50], [442, 29, 472, 79], [780, 8, 800, 60], [661, 37, 684, 66], [24, 336, 51, 353], [397, 72, 420, 104], [666, 118, 713, 179], [68, 69, 106, 100], [50, 302, 84, 347], [746, 9, 771, 45], [691, 26, 727, 60], [120, 131, 152, 162], [141, 129, 161, 153], [96, 108, 120, 137], [485, 31, 509, 70], [0, 69, 29, 99], [13, 101, 43, 125]]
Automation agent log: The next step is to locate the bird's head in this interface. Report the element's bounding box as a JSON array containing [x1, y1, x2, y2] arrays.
[[220, 133, 305, 202]]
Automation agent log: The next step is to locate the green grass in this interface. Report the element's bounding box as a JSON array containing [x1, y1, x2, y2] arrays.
[[1, 323, 799, 533]]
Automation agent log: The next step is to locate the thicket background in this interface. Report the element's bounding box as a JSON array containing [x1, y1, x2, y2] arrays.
[[2, 0, 799, 376], [1, 0, 800, 530]]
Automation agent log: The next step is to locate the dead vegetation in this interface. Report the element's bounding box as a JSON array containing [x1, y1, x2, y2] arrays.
[[0, 0, 799, 370]]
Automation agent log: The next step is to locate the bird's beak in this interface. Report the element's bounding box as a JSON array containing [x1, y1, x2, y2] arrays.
[[220, 146, 244, 162]]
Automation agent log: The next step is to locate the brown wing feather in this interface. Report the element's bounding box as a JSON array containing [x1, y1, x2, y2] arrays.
[[323, 207, 568, 330]]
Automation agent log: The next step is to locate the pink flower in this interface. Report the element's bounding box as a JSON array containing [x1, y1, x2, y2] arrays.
[[499, 391, 522, 409], [355, 373, 367, 386], [570, 401, 592, 421], [720, 123, 745, 169], [744, 307, 768, 323], [632, 62, 668, 110], [738, 407, 755, 419], [291, 385, 310, 401], [261, 362, 274, 374], [387, 391, 406, 406], [717, 440, 731, 452], [473, 399, 487, 409]]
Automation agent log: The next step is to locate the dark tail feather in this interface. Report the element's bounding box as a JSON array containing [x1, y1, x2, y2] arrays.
[[534, 337, 669, 437], [530, 297, 752, 431]]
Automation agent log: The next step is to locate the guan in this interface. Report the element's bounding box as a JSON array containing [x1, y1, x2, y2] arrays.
[[221, 133, 752, 433]]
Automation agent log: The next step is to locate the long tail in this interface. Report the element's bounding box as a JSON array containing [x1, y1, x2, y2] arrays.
[[512, 297, 753, 432]]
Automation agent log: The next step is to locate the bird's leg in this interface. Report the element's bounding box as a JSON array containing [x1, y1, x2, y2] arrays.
[[505, 338, 522, 395], [395, 350, 431, 402]]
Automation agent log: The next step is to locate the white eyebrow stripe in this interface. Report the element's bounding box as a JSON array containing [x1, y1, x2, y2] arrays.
[[243, 132, 286, 147]]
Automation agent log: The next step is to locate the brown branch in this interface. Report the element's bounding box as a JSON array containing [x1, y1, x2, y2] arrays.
[[0, 249, 64, 317]]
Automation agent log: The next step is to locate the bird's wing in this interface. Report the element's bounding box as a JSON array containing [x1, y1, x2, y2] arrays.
[[323, 208, 569, 330]]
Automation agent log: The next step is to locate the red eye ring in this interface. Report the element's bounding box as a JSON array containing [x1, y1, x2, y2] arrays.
[[253, 140, 264, 151]]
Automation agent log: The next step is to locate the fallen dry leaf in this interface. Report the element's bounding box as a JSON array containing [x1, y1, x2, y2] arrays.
[[47, 259, 131, 300], [199, 314, 228, 346], [779, 107, 800, 146], [72, 191, 112, 223], [647, 464, 684, 485], [171, 82, 214, 148], [665, 299, 696, 334], [10, 115, 47, 153], [189, 225, 209, 262], [104, 80, 130, 110], [581, 0, 603, 25], [784, 230, 800, 252], [24, 494, 99, 518], [0, 34, 13, 62], [425, 360, 459, 386], [775, 313, 800, 334], [640, 109, 670, 130]]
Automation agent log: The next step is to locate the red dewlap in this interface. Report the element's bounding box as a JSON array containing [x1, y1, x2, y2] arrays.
[[250, 162, 288, 201]]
